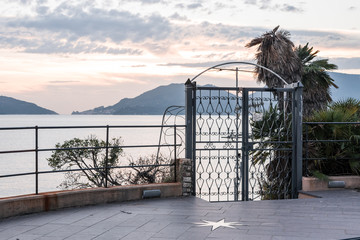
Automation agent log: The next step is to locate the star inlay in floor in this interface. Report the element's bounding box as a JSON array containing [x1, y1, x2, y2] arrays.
[[194, 219, 245, 231]]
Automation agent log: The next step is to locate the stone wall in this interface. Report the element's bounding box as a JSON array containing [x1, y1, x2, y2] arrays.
[[172, 158, 193, 196]]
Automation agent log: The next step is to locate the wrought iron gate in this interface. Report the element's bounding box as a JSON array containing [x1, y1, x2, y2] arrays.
[[185, 62, 303, 202]]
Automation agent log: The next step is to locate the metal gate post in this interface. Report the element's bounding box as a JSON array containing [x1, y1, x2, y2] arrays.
[[241, 89, 249, 201], [290, 82, 303, 198], [185, 79, 196, 195], [294, 82, 303, 196]]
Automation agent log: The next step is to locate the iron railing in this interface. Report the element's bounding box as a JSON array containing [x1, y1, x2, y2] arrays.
[[0, 124, 185, 197], [303, 122, 360, 176], [6, 121, 358, 199]]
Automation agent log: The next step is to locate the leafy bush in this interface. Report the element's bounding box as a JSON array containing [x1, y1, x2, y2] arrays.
[[305, 98, 360, 177], [251, 105, 293, 199], [47, 135, 172, 189]]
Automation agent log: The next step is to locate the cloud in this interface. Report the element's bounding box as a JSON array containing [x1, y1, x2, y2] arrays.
[[142, 42, 171, 55], [1, 3, 359, 57], [0, 34, 143, 55], [243, 0, 303, 12], [192, 52, 237, 60], [175, 3, 185, 9], [48, 80, 80, 83], [169, 13, 189, 21], [9, 0, 32, 5], [158, 59, 255, 68], [35, 5, 50, 15], [12, 8, 171, 42], [214, 2, 226, 9], [244, 0, 257, 5], [4, 3, 172, 54], [280, 4, 303, 13], [291, 29, 360, 48], [131, 64, 146, 68], [136, 0, 164, 4], [177, 23, 266, 41], [243, 0, 272, 9], [187, 3, 203, 9], [258, 0, 272, 9]]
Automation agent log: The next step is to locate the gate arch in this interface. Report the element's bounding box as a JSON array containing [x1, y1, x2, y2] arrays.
[[185, 62, 303, 201]]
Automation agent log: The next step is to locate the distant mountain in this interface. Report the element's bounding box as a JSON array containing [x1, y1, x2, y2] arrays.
[[72, 83, 241, 115], [329, 72, 360, 101], [0, 96, 57, 115], [72, 72, 360, 115], [72, 83, 185, 115]]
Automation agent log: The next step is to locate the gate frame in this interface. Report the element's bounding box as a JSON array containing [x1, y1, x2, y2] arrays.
[[185, 62, 303, 200]]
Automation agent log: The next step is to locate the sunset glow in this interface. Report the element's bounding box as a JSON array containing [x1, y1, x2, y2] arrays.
[[1, 0, 360, 114]]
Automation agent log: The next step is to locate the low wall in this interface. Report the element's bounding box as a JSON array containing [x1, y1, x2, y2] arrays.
[[302, 176, 360, 191], [0, 183, 182, 219], [0, 158, 193, 219]]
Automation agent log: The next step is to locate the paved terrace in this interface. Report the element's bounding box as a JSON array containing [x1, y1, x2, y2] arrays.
[[1, 190, 360, 240]]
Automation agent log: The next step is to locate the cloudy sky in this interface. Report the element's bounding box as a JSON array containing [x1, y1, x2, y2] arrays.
[[1, 0, 360, 114]]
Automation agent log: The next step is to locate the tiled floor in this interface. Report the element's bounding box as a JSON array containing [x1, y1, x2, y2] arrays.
[[1, 190, 360, 240]]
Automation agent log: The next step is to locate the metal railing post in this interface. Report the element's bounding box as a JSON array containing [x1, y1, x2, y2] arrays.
[[105, 125, 109, 188], [291, 88, 297, 198], [185, 79, 194, 159], [35, 126, 39, 195], [305, 124, 309, 176], [185, 79, 196, 195], [241, 89, 249, 201], [292, 82, 303, 197], [174, 125, 177, 181]]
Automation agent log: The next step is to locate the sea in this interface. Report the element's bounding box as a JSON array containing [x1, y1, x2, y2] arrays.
[[0, 115, 185, 198]]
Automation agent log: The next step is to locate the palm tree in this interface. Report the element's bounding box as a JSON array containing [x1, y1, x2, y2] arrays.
[[245, 25, 302, 88], [245, 26, 302, 199], [296, 43, 338, 116], [245, 26, 339, 199], [246, 26, 338, 117]]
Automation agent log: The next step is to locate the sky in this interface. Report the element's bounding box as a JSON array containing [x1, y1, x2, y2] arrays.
[[1, 0, 360, 114]]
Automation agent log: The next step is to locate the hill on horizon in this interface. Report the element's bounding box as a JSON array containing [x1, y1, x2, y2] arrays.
[[72, 83, 185, 115], [72, 72, 360, 115], [73, 72, 360, 115], [1, 72, 357, 116], [329, 72, 360, 102], [0, 96, 57, 115]]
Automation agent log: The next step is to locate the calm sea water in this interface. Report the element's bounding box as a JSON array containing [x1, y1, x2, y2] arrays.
[[0, 115, 185, 198]]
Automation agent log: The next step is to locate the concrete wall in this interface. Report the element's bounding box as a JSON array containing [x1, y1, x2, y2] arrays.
[[0, 158, 195, 219], [0, 183, 182, 219], [302, 176, 360, 191]]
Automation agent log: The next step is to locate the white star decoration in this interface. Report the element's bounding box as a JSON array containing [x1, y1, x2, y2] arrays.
[[194, 219, 244, 231]]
